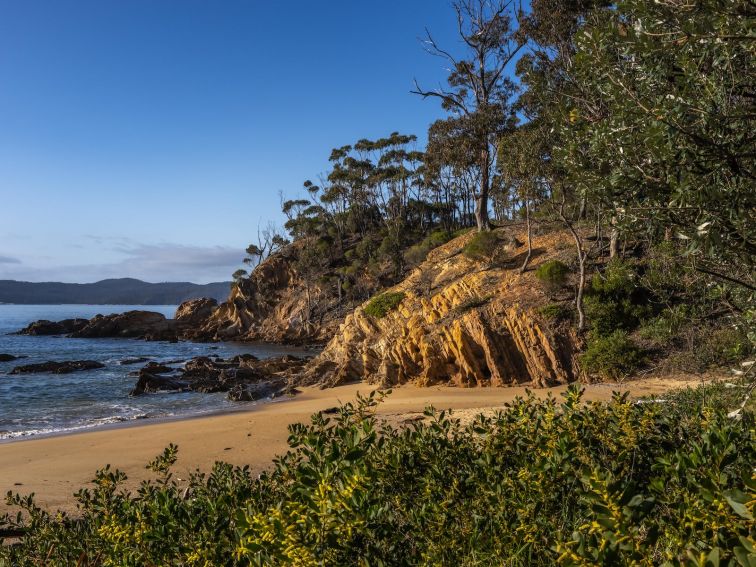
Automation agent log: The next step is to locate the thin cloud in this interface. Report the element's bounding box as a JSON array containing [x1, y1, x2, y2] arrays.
[[0, 243, 243, 284], [0, 255, 21, 264]]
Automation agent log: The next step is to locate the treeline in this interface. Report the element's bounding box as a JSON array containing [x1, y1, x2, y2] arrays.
[[233, 0, 754, 364]]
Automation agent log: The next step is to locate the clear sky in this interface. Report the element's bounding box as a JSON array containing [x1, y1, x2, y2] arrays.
[[0, 0, 460, 283]]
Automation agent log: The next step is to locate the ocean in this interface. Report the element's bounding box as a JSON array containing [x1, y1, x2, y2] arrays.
[[0, 304, 309, 440]]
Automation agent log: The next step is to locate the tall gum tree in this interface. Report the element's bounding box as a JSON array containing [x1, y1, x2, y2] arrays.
[[413, 0, 523, 232]]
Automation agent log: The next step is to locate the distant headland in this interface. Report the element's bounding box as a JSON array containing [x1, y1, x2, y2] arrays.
[[0, 278, 230, 305]]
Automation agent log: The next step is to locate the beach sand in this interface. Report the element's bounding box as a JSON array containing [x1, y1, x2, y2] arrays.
[[0, 376, 703, 514]]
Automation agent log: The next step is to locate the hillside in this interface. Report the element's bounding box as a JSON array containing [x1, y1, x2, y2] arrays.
[[0, 278, 231, 305]]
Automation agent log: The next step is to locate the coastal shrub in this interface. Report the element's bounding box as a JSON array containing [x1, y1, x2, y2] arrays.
[[2, 383, 754, 566], [538, 302, 572, 322], [690, 325, 753, 370], [363, 291, 405, 318], [584, 260, 652, 336], [637, 305, 690, 345], [462, 231, 500, 261], [451, 294, 491, 316], [534, 260, 569, 292], [581, 330, 645, 379]]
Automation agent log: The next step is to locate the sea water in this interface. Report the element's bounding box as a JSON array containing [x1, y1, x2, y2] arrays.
[[0, 304, 309, 440]]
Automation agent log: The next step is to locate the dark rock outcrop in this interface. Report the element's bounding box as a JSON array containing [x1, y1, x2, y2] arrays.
[[129, 353, 309, 401], [16, 318, 88, 336], [70, 311, 177, 341], [118, 357, 153, 365], [0, 354, 24, 362], [10, 360, 105, 374], [15, 297, 220, 343], [130, 372, 189, 396]]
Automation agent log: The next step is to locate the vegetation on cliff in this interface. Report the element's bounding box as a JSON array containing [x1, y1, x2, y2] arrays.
[[2, 380, 754, 565], [214, 0, 753, 384]]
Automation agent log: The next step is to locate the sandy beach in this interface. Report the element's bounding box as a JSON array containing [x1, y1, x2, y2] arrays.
[[0, 377, 702, 514]]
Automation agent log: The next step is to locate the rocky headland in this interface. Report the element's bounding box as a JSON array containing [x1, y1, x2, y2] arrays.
[[14, 228, 587, 391]]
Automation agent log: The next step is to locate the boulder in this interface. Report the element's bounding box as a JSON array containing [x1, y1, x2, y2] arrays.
[[130, 373, 189, 396], [227, 379, 286, 402], [10, 360, 105, 374], [0, 354, 24, 362]]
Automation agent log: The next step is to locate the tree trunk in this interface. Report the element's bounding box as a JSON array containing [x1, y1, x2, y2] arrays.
[[476, 146, 491, 231], [578, 194, 587, 220], [609, 215, 619, 259], [519, 198, 532, 274], [558, 198, 587, 332]]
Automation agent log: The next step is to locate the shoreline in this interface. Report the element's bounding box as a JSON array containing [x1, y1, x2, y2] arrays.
[[0, 394, 299, 445], [0, 376, 708, 514]]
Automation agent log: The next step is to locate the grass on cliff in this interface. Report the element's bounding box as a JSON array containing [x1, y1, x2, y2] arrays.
[[363, 291, 405, 318], [2, 379, 754, 566]]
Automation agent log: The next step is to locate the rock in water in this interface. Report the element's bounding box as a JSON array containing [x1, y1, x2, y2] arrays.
[[129, 354, 310, 400], [15, 318, 89, 336], [0, 354, 24, 362], [130, 373, 190, 396], [70, 311, 178, 341], [10, 360, 105, 374], [15, 297, 221, 343], [118, 357, 153, 365]]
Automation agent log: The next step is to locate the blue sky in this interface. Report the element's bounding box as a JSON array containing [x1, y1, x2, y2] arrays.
[[0, 0, 460, 283]]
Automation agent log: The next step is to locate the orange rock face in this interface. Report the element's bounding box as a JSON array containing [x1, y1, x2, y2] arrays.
[[302, 229, 584, 388]]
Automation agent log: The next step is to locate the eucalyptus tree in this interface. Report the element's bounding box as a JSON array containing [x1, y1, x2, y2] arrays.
[[413, 0, 523, 231]]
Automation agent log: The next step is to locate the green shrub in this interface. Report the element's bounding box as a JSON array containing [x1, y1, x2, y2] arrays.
[[363, 291, 405, 318], [538, 302, 573, 322], [637, 305, 689, 345], [452, 295, 491, 316], [693, 326, 753, 369], [581, 330, 646, 379], [584, 260, 653, 336], [534, 260, 570, 292], [462, 231, 500, 261], [2, 386, 753, 566], [404, 230, 454, 265]]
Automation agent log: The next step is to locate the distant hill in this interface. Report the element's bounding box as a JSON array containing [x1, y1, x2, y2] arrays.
[[0, 278, 231, 305]]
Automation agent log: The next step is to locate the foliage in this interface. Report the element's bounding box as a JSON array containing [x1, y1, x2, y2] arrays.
[[584, 260, 652, 337], [559, 0, 756, 272], [581, 330, 646, 379], [462, 230, 501, 261], [3, 385, 754, 565], [538, 302, 573, 322], [231, 269, 248, 283], [363, 291, 405, 319], [403, 229, 455, 266], [664, 325, 755, 374], [534, 260, 570, 292]]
